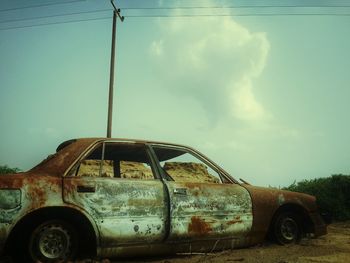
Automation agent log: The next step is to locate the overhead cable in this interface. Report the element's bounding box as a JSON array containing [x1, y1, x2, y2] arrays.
[[122, 4, 350, 10], [125, 13, 350, 18], [0, 16, 110, 31], [0, 0, 85, 13], [0, 9, 110, 24]]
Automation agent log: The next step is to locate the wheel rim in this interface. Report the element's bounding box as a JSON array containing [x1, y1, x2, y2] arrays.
[[280, 217, 298, 241], [36, 223, 72, 260]]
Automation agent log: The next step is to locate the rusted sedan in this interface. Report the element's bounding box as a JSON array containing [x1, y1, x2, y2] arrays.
[[0, 138, 326, 262]]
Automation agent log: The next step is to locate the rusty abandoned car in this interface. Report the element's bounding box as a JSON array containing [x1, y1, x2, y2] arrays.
[[0, 138, 327, 262]]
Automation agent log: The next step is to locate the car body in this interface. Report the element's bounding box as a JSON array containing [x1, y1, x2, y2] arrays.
[[0, 138, 327, 262]]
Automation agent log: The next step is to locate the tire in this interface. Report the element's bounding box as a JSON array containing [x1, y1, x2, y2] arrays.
[[28, 220, 78, 262], [273, 212, 301, 245]]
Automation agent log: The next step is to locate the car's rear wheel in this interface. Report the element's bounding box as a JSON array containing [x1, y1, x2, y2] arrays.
[[29, 220, 77, 262], [273, 212, 301, 244]]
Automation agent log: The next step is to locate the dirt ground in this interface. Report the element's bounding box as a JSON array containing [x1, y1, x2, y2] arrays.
[[108, 221, 350, 263], [1, 222, 348, 263]]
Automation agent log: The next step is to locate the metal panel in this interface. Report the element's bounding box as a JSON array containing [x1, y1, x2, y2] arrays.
[[166, 181, 253, 243], [63, 177, 168, 249], [0, 189, 21, 210]]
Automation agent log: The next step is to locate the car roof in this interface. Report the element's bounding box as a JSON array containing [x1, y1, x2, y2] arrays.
[[30, 138, 237, 183], [56, 138, 194, 153]]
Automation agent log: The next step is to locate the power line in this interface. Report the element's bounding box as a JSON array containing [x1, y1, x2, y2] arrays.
[[1, 7, 350, 31], [0, 9, 110, 24], [0, 16, 111, 31], [122, 5, 350, 10], [0, 0, 85, 13], [2, 3, 350, 22], [1, 3, 349, 26], [1, 8, 349, 26], [125, 13, 350, 18]]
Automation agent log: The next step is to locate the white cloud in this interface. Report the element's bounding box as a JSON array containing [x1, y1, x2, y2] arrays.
[[150, 10, 270, 124], [146, 2, 308, 187], [150, 40, 164, 56], [231, 75, 271, 122]]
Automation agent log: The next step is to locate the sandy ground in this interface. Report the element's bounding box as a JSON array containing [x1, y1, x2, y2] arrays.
[[108, 221, 350, 263]]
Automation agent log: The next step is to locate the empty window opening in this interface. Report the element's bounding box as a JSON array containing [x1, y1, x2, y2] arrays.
[[152, 147, 221, 183], [75, 143, 155, 180]]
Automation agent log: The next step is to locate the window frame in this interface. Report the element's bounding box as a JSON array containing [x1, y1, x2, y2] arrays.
[[65, 141, 160, 180], [149, 144, 226, 184]]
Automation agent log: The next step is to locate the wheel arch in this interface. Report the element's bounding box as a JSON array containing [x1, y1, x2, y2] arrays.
[[268, 203, 314, 238], [5, 206, 98, 258]]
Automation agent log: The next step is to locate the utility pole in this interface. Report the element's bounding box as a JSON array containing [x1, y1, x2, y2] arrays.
[[107, 0, 124, 138]]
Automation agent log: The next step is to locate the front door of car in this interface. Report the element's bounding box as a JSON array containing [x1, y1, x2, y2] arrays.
[[151, 146, 253, 244], [63, 142, 168, 248]]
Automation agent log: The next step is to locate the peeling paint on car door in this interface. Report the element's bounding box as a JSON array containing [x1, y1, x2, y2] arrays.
[[151, 145, 253, 245], [63, 177, 167, 247], [166, 181, 253, 242], [62, 142, 168, 250]]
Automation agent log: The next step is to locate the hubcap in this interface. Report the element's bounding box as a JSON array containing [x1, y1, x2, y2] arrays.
[[281, 218, 297, 241], [38, 225, 71, 260]]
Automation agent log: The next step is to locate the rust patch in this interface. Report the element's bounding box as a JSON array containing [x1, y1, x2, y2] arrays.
[[0, 175, 24, 188], [127, 198, 163, 207], [29, 138, 97, 176], [29, 185, 46, 207], [227, 216, 243, 225], [188, 216, 212, 235], [24, 175, 62, 210], [63, 177, 78, 196]]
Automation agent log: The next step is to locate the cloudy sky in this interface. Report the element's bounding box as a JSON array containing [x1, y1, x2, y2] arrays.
[[0, 0, 349, 187]]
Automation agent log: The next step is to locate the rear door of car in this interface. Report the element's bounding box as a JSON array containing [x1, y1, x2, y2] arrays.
[[63, 142, 168, 248], [150, 145, 253, 244]]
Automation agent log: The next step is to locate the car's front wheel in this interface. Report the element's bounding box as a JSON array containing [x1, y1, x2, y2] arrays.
[[29, 220, 77, 262], [273, 212, 301, 244]]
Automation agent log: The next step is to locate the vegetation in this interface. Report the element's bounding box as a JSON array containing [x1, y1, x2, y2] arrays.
[[284, 174, 350, 221], [0, 164, 21, 174]]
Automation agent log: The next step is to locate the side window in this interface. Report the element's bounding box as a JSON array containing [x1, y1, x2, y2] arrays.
[[75, 143, 155, 180], [76, 144, 103, 177], [153, 147, 222, 184]]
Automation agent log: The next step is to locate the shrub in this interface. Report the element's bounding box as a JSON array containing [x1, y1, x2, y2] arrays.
[[0, 165, 21, 175], [284, 174, 350, 221]]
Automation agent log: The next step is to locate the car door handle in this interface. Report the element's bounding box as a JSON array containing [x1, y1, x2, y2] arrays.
[[77, 185, 96, 193], [174, 188, 187, 195]]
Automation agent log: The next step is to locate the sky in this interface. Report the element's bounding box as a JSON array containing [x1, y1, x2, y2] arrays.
[[0, 0, 349, 187]]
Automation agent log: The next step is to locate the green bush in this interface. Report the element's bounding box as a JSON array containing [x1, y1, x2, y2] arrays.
[[0, 165, 21, 175], [284, 174, 350, 221]]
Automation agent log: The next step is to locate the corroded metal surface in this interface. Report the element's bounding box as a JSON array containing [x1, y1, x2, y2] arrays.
[[0, 138, 327, 259], [0, 189, 21, 210], [243, 184, 325, 242], [0, 172, 63, 252], [166, 182, 252, 242], [0, 173, 62, 218], [63, 177, 167, 247], [29, 138, 98, 176]]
